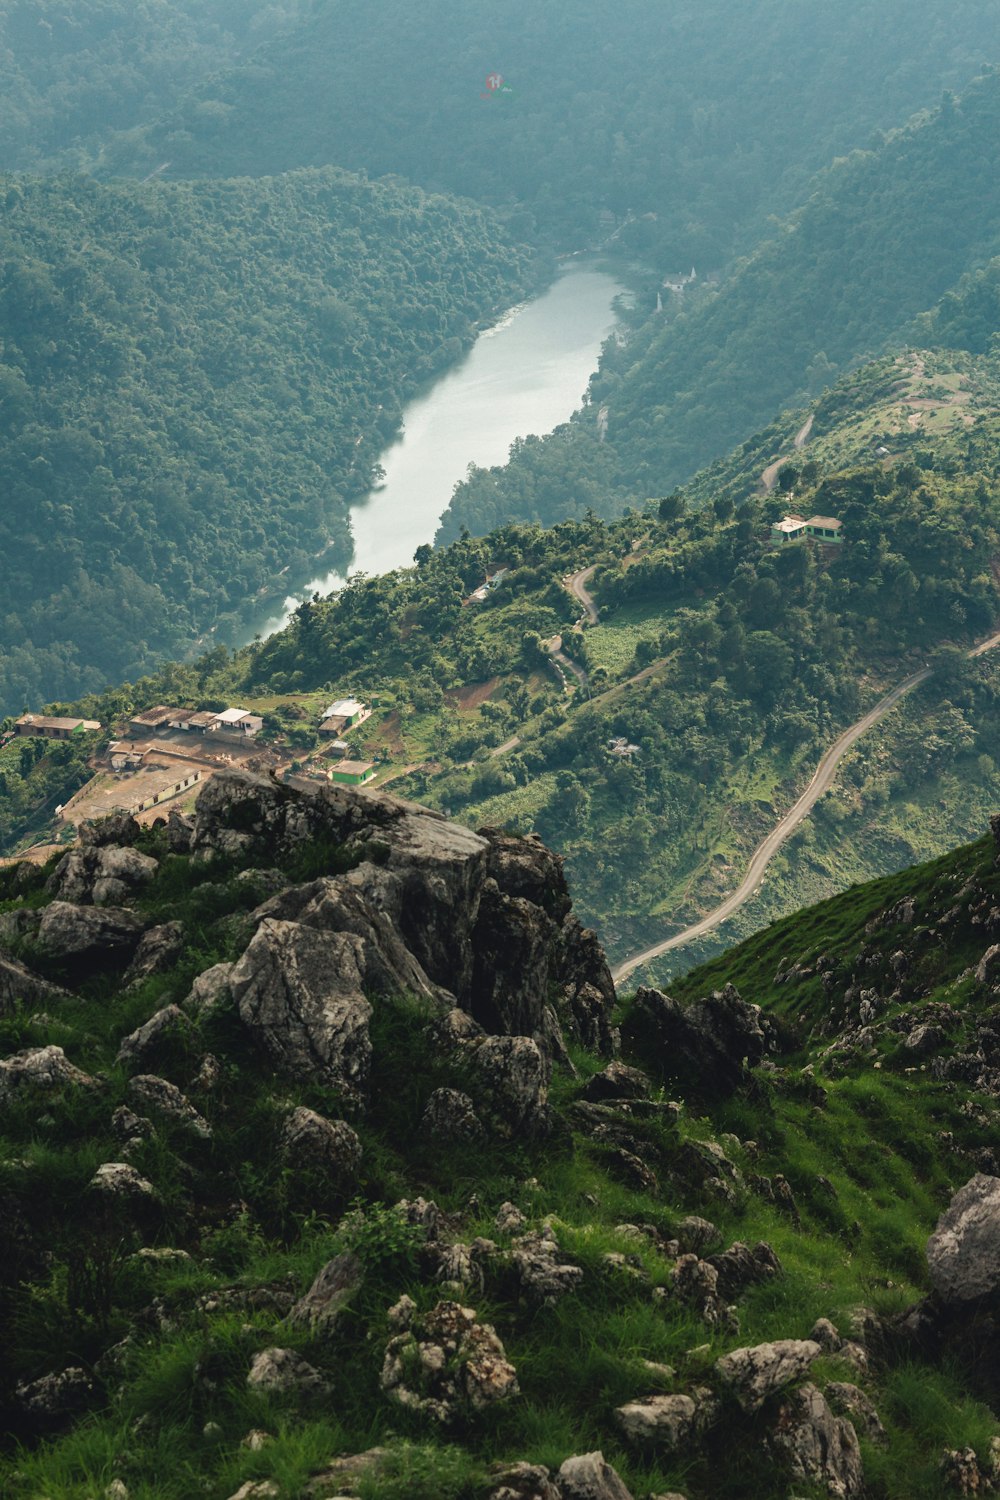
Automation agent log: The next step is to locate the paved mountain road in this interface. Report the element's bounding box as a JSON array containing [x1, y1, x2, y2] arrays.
[[612, 630, 1000, 985], [564, 565, 599, 624]]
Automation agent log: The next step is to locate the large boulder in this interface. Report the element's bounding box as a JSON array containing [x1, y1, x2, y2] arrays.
[[768, 1383, 864, 1498], [280, 1106, 363, 1181], [0, 952, 72, 1016], [127, 1074, 211, 1139], [246, 1347, 330, 1399], [79, 811, 142, 848], [123, 922, 185, 988], [37, 901, 146, 971], [622, 984, 767, 1097], [380, 1299, 518, 1421], [116, 1005, 195, 1072], [229, 919, 372, 1100], [46, 844, 157, 907], [927, 1174, 1000, 1304], [556, 1452, 635, 1500], [615, 1393, 700, 1450]]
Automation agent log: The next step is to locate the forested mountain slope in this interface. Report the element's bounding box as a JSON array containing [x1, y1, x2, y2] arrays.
[[111, 0, 1000, 265], [0, 170, 536, 717], [0, 0, 304, 172], [437, 71, 1000, 542]]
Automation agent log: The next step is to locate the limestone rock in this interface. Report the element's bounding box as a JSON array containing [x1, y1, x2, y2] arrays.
[[512, 1228, 584, 1302], [0, 1045, 96, 1103], [495, 1201, 527, 1235], [123, 922, 185, 988], [183, 961, 235, 1018], [246, 1347, 330, 1399], [0, 952, 72, 1016], [280, 1106, 362, 1180], [825, 1382, 886, 1444], [715, 1339, 821, 1413], [556, 1451, 635, 1500], [927, 1175, 1000, 1303], [225, 1483, 279, 1500], [769, 1383, 864, 1498], [286, 1252, 363, 1335], [88, 1162, 157, 1202], [622, 983, 767, 1098], [380, 1300, 518, 1421], [15, 1366, 94, 1427], [675, 1216, 721, 1255], [37, 901, 146, 970], [485, 1460, 562, 1500], [615, 1393, 698, 1449], [116, 1004, 194, 1072], [976, 945, 1000, 988], [420, 1087, 486, 1144], [47, 843, 157, 906], [302, 1448, 389, 1500], [230, 919, 372, 1098], [465, 1034, 550, 1138], [79, 811, 142, 848], [165, 809, 194, 853], [582, 1061, 652, 1102], [707, 1240, 782, 1302], [127, 1074, 211, 1138]]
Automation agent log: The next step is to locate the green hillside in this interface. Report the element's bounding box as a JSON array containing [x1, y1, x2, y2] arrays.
[[0, 169, 536, 717], [437, 72, 1000, 542]]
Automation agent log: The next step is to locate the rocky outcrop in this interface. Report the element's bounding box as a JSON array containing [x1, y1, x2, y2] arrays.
[[37, 901, 146, 971], [246, 1348, 330, 1399], [621, 984, 767, 1097], [15, 1367, 95, 1431], [0, 952, 72, 1016], [79, 811, 142, 848], [927, 1174, 1000, 1304], [582, 1062, 651, 1102], [88, 1162, 158, 1204], [123, 922, 185, 988], [127, 1074, 211, 1138], [768, 1383, 864, 1498], [715, 1338, 820, 1412], [615, 1393, 701, 1449], [116, 1004, 195, 1072], [380, 1299, 518, 1421], [286, 1252, 363, 1335], [280, 1106, 363, 1181], [485, 1461, 562, 1500], [420, 1087, 487, 1144], [229, 919, 373, 1100], [46, 844, 157, 907], [556, 1451, 635, 1500], [0, 1045, 97, 1103]]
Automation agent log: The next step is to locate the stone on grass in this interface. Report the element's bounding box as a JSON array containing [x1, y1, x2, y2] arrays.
[[280, 1106, 362, 1180], [715, 1338, 821, 1413], [825, 1383, 886, 1445], [420, 1086, 486, 1144], [380, 1300, 517, 1422], [582, 1062, 651, 1102], [37, 901, 146, 970], [16, 1367, 94, 1427], [183, 961, 235, 1018], [286, 1252, 363, 1335], [128, 1074, 211, 1138], [769, 1383, 864, 1499], [0, 953, 71, 1016], [47, 844, 157, 907], [0, 1045, 96, 1103], [512, 1228, 584, 1302], [927, 1174, 1000, 1304], [615, 1393, 698, 1449], [123, 922, 185, 988], [246, 1347, 329, 1399], [485, 1460, 561, 1500], [116, 1005, 194, 1071], [556, 1451, 635, 1500], [88, 1162, 158, 1203]]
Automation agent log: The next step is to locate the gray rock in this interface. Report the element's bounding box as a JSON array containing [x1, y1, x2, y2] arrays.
[[0, 952, 72, 1016], [380, 1300, 518, 1421], [582, 1061, 652, 1102], [0, 1045, 96, 1103], [16, 1366, 94, 1426], [825, 1382, 886, 1444], [904, 1023, 946, 1056], [116, 1005, 194, 1071], [47, 844, 157, 906], [127, 1074, 211, 1139], [88, 1162, 157, 1202], [556, 1451, 635, 1500], [246, 1347, 329, 1398], [123, 922, 185, 988], [420, 1087, 486, 1144], [675, 1216, 721, 1254], [485, 1461, 561, 1500], [708, 1240, 782, 1302], [715, 1339, 821, 1413], [165, 809, 195, 853], [769, 1383, 864, 1498], [976, 945, 1000, 987], [183, 961, 235, 1018], [927, 1174, 1000, 1303], [229, 920, 372, 1099], [465, 1034, 550, 1139], [286, 1252, 363, 1335], [111, 1105, 153, 1145], [621, 983, 767, 1098], [495, 1201, 527, 1235], [37, 901, 146, 970], [302, 1448, 389, 1500], [79, 811, 142, 848], [279, 1106, 362, 1180], [512, 1229, 584, 1302], [615, 1393, 698, 1449]]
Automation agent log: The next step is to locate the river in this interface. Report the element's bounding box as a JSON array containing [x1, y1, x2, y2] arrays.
[[254, 263, 623, 639]]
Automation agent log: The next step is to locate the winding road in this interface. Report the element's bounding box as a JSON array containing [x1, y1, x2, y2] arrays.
[[564, 565, 600, 624], [760, 414, 815, 494], [612, 629, 1000, 985]]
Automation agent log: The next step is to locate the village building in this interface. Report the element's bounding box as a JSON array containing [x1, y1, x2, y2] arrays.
[[319, 697, 370, 735], [328, 759, 377, 786], [770, 515, 807, 543], [208, 708, 264, 738], [770, 514, 844, 546], [805, 515, 844, 544], [108, 743, 146, 772], [128, 706, 175, 735], [323, 739, 352, 758], [184, 711, 220, 732], [15, 714, 102, 740]]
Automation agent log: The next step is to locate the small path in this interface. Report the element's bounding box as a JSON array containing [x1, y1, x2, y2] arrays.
[[612, 629, 1000, 984], [546, 634, 589, 692], [490, 735, 521, 758], [761, 414, 814, 494], [564, 565, 599, 625]]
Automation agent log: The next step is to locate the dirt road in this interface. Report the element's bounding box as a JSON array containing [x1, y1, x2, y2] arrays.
[[612, 630, 1000, 984], [564, 565, 599, 624], [760, 414, 815, 494]]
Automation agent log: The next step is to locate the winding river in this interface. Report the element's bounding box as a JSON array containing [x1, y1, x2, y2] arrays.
[[255, 264, 623, 638]]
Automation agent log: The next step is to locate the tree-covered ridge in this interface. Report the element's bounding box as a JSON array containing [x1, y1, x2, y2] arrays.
[[110, 0, 1000, 267], [436, 71, 1000, 543], [0, 0, 305, 172], [0, 168, 537, 718]]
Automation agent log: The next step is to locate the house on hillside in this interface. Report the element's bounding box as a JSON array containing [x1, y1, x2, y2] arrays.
[[770, 515, 807, 544], [804, 515, 844, 544], [319, 698, 370, 735], [463, 568, 510, 606], [15, 714, 101, 740], [328, 760, 377, 786], [770, 514, 844, 546], [128, 706, 175, 736], [208, 708, 263, 738]]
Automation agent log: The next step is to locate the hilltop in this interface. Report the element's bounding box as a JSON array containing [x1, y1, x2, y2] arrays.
[[6, 773, 1000, 1497]]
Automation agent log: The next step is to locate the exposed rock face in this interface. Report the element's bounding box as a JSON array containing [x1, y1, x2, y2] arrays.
[[37, 901, 146, 971], [512, 1227, 584, 1302], [768, 1383, 864, 1499], [79, 811, 142, 848], [465, 1034, 551, 1139], [286, 1252, 363, 1335], [556, 1451, 635, 1500], [825, 1382, 886, 1444], [927, 1174, 1000, 1303], [229, 919, 373, 1099], [622, 984, 767, 1097], [280, 1107, 363, 1180], [183, 961, 234, 1018], [0, 952, 72, 1016], [380, 1299, 518, 1421], [582, 1062, 651, 1102], [192, 771, 616, 1056], [47, 845, 157, 907], [715, 1338, 820, 1412], [0, 1045, 96, 1102]]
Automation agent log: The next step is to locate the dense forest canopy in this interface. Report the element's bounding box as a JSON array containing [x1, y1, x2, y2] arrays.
[[437, 73, 1000, 541], [0, 1, 306, 171], [111, 0, 1000, 265], [0, 169, 537, 717]]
